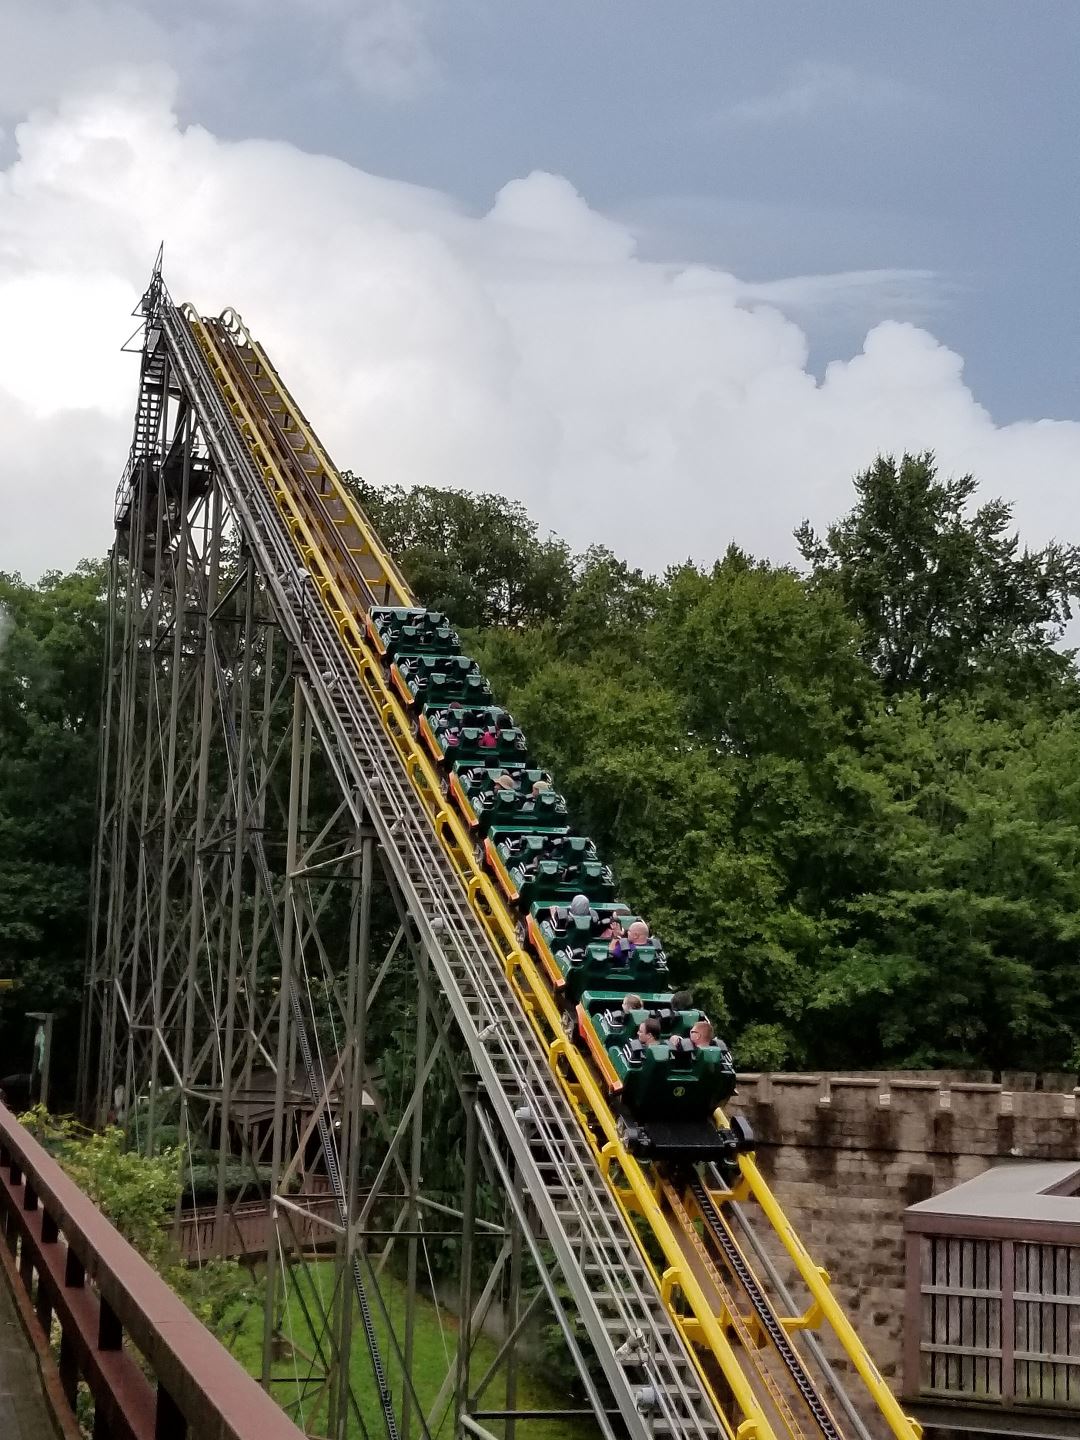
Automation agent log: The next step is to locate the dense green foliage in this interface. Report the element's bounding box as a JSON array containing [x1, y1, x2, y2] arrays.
[[358, 456, 1080, 1072], [5, 454, 1080, 1084], [795, 452, 1080, 698], [0, 563, 109, 1085], [21, 1107, 256, 1336]]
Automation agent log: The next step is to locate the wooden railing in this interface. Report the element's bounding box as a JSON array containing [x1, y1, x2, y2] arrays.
[[174, 1190, 339, 1263], [0, 1102, 305, 1440]]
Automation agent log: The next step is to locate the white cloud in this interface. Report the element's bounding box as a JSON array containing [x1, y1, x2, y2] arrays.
[[340, 0, 439, 101], [0, 0, 439, 117], [1, 77, 1078, 584], [719, 61, 921, 127]]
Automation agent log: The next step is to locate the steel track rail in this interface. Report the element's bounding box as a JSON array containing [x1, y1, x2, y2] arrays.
[[688, 1177, 844, 1440], [157, 298, 727, 1440]]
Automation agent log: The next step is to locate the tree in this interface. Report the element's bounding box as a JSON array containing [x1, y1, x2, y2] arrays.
[[342, 474, 573, 628], [557, 545, 663, 663], [0, 563, 109, 1091], [658, 547, 875, 764], [802, 696, 1080, 1070], [796, 453, 1080, 697]]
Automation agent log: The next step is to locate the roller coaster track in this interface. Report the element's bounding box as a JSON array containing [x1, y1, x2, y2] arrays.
[[103, 270, 922, 1440]]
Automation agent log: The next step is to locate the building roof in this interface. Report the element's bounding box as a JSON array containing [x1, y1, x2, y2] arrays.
[[906, 1161, 1080, 1240]]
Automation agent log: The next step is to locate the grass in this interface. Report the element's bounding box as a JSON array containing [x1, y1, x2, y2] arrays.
[[225, 1261, 599, 1440]]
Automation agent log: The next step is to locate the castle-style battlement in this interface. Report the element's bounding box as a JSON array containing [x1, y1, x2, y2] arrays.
[[735, 1071, 1080, 1159]]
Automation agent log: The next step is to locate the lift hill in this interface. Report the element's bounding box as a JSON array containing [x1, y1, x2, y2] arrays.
[[77, 263, 922, 1440]]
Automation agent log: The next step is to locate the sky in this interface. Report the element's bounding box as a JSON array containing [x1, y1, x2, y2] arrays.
[[1, 1, 1078, 579]]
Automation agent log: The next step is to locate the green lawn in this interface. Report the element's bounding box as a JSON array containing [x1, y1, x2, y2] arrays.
[[225, 1262, 599, 1440]]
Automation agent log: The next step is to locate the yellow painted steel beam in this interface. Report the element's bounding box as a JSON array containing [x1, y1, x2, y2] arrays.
[[734, 1150, 923, 1440], [215, 308, 414, 610]]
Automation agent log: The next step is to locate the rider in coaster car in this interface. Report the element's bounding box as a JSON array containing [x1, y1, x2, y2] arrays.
[[552, 892, 598, 934], [669, 1017, 714, 1058], [636, 1016, 662, 1046], [601, 993, 642, 1032], [609, 918, 650, 963]]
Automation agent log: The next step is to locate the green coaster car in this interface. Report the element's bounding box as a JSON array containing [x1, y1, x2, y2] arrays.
[[391, 654, 493, 708], [526, 902, 668, 999], [577, 990, 737, 1121], [455, 774, 568, 834], [367, 606, 461, 660], [419, 706, 528, 767], [449, 767, 564, 830], [488, 833, 614, 907]]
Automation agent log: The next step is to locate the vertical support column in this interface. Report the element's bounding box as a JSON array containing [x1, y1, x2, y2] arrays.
[[1001, 1238, 1015, 1403], [101, 463, 148, 1129], [96, 530, 136, 1127], [504, 1162, 524, 1440], [175, 480, 222, 1235], [902, 1228, 922, 1401], [261, 675, 304, 1389], [215, 556, 257, 1254], [332, 827, 375, 1440], [79, 538, 121, 1121], [455, 1075, 480, 1437], [147, 406, 194, 1155], [136, 446, 169, 1155], [401, 945, 429, 1440]]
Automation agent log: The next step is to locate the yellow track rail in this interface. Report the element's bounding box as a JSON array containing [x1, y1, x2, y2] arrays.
[[185, 304, 920, 1440]]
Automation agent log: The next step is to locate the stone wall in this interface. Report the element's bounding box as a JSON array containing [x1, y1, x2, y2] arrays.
[[732, 1072, 1080, 1430]]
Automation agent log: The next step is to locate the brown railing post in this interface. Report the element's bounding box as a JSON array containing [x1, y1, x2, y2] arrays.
[[156, 1385, 188, 1440], [34, 1275, 52, 1334], [65, 1248, 85, 1288], [19, 1233, 34, 1292], [58, 1329, 80, 1410], [98, 1298, 122, 1351]]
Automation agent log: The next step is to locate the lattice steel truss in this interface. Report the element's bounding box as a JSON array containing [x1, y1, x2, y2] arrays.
[[77, 284, 617, 1440]]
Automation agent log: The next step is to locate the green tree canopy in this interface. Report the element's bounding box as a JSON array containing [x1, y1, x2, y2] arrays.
[[0, 563, 108, 1081], [795, 452, 1080, 697], [13, 449, 1080, 1088], [343, 474, 573, 629]]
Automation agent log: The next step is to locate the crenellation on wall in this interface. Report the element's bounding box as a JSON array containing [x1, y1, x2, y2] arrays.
[[735, 1071, 1080, 1157]]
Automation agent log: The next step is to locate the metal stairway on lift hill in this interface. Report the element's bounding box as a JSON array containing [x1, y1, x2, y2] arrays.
[[145, 278, 920, 1440]]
